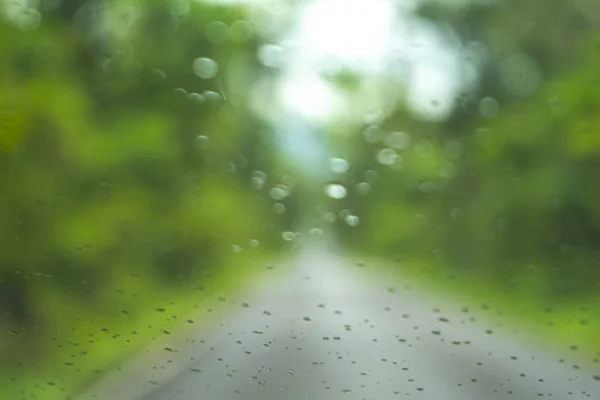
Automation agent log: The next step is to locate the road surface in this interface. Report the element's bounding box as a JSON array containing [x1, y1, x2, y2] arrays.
[[79, 246, 599, 399]]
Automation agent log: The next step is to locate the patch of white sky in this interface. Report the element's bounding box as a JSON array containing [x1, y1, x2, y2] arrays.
[[269, 0, 479, 123]]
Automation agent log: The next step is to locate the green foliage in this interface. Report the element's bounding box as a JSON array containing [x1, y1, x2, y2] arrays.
[[337, 38, 600, 293], [331, 0, 600, 355], [0, 1, 289, 398]]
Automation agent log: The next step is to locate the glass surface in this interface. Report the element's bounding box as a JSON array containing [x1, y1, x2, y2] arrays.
[[1, 0, 599, 399]]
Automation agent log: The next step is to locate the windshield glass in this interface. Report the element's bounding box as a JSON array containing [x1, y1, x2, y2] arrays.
[[1, 1, 599, 399]]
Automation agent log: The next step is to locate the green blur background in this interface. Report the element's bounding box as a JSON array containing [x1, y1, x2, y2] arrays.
[[1, 0, 600, 399], [0, 1, 296, 398], [329, 0, 600, 365]]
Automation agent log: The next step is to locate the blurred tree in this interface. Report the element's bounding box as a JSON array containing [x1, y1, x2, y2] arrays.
[[0, 1, 291, 398], [332, 0, 600, 300]]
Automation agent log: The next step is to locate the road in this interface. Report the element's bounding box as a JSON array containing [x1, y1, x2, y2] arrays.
[[79, 246, 599, 400]]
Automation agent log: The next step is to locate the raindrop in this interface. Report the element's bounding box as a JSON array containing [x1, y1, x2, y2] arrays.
[[323, 212, 337, 223], [251, 170, 267, 186], [205, 21, 228, 44], [273, 203, 286, 214], [363, 109, 384, 125], [203, 90, 222, 103], [345, 215, 360, 227], [258, 43, 285, 68], [193, 58, 219, 79], [329, 158, 350, 174], [230, 20, 253, 43], [479, 97, 500, 118], [282, 231, 296, 241], [251, 177, 265, 190], [188, 93, 205, 103], [174, 87, 187, 97], [197, 135, 210, 148], [12, 7, 41, 30], [353, 183, 370, 197], [310, 228, 323, 235], [363, 125, 382, 143], [365, 170, 379, 182], [376, 148, 399, 166], [269, 184, 291, 200], [152, 68, 166, 79], [325, 183, 347, 199], [385, 131, 411, 149]]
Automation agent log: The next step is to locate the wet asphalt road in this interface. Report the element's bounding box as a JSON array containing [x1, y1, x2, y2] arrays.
[[79, 247, 599, 400]]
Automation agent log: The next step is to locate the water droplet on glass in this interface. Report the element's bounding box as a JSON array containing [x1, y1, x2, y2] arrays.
[[250, 170, 267, 190], [365, 170, 379, 182], [269, 185, 291, 201], [258, 43, 285, 68], [363, 125, 382, 143], [230, 20, 253, 43], [325, 184, 347, 199], [174, 87, 188, 97], [323, 212, 337, 223], [188, 92, 205, 103], [339, 209, 351, 219], [376, 148, 399, 166], [385, 131, 411, 149], [202, 90, 222, 102], [310, 228, 323, 235], [205, 21, 228, 44], [197, 135, 210, 149], [282, 231, 295, 241], [251, 177, 265, 190], [193, 57, 219, 79], [356, 182, 371, 195], [345, 215, 360, 227], [329, 157, 350, 174], [11, 7, 41, 31], [273, 203, 286, 214], [363, 109, 384, 125], [479, 97, 500, 118], [152, 68, 166, 79]]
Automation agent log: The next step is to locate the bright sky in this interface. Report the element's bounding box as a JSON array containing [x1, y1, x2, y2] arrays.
[[271, 0, 476, 123], [240, 0, 480, 177]]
